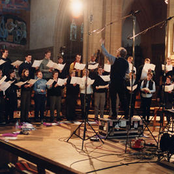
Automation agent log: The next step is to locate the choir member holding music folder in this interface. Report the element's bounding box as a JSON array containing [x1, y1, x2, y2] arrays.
[[56, 56, 67, 79], [66, 70, 79, 121], [140, 72, 156, 122], [88, 55, 98, 80], [5, 69, 18, 124], [79, 69, 94, 119], [33, 71, 48, 123], [157, 76, 174, 123], [47, 71, 66, 122], [20, 69, 33, 122], [137, 58, 156, 83], [93, 66, 109, 120], [0, 70, 5, 124], [161, 57, 174, 82], [39, 50, 53, 80], [69, 54, 84, 77]]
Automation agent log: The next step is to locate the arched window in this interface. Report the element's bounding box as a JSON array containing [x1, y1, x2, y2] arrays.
[[70, 19, 77, 41], [80, 23, 83, 42]]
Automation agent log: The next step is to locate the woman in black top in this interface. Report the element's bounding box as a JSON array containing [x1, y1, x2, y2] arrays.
[[66, 70, 79, 121], [5, 69, 18, 123], [48, 71, 63, 122], [20, 69, 33, 122]]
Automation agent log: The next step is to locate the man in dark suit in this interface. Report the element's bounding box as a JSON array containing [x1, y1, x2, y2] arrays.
[[101, 39, 129, 119]]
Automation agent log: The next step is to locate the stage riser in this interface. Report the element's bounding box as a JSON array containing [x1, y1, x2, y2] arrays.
[[99, 118, 143, 138]]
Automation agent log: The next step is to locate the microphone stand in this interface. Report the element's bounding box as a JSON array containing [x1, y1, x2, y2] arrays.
[[127, 16, 174, 151], [128, 16, 174, 40], [157, 18, 169, 152], [89, 10, 140, 35], [125, 14, 136, 153], [67, 4, 104, 150]]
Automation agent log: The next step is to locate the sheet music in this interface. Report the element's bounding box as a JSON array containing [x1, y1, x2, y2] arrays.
[[87, 78, 95, 85], [127, 84, 138, 91], [32, 60, 42, 67], [104, 64, 111, 72], [11, 60, 23, 66], [165, 84, 174, 92], [46, 60, 55, 68], [0, 76, 7, 85], [57, 78, 67, 86], [142, 87, 150, 93], [88, 63, 99, 70], [70, 77, 82, 85], [0, 59, 5, 65], [141, 63, 156, 80], [162, 64, 173, 72], [143, 63, 156, 71], [53, 63, 66, 71], [57, 63, 66, 71], [97, 84, 109, 89], [100, 75, 110, 82], [8, 80, 15, 84], [74, 63, 86, 70], [0, 81, 11, 91], [27, 79, 38, 85], [15, 81, 27, 87], [46, 79, 55, 85]]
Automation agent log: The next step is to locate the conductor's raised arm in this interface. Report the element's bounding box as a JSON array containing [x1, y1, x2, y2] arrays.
[[100, 39, 116, 65]]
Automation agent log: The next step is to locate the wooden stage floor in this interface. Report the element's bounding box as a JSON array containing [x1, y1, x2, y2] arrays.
[[0, 117, 173, 174]]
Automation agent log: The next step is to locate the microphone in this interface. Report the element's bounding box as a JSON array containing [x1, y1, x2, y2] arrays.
[[160, 16, 174, 28], [166, 16, 174, 21], [127, 35, 132, 40], [131, 10, 141, 15]]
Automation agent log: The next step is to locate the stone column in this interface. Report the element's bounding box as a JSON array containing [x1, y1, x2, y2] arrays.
[[83, 0, 103, 63], [104, 0, 123, 56], [83, 0, 123, 63]]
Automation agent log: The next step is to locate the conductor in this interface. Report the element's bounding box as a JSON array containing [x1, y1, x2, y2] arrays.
[[101, 39, 129, 119]]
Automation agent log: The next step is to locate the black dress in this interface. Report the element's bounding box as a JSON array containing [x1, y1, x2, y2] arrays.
[[66, 77, 79, 121], [5, 77, 18, 123]]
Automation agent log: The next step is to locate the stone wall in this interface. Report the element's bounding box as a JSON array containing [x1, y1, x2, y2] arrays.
[[30, 0, 60, 50], [0, 0, 30, 61], [83, 0, 123, 63]]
